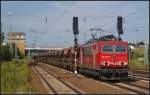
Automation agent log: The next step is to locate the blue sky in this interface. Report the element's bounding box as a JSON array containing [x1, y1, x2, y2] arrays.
[[1, 1, 149, 48]]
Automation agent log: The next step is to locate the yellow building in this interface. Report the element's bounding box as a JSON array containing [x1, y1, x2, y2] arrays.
[[7, 32, 25, 54]]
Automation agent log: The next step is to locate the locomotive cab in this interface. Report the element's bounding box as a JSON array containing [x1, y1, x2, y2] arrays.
[[80, 39, 129, 80], [98, 41, 128, 80]]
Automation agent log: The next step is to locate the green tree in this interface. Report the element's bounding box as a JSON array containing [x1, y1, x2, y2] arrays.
[[0, 32, 4, 49], [17, 49, 25, 59], [0, 32, 4, 43], [0, 44, 12, 61]]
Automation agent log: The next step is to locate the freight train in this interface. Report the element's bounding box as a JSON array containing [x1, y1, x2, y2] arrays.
[[33, 35, 129, 80]]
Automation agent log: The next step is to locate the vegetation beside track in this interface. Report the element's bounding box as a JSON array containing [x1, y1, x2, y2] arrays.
[[0, 58, 43, 94], [129, 47, 149, 71]]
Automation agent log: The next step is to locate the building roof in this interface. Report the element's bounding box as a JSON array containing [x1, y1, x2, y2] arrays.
[[7, 32, 25, 36]]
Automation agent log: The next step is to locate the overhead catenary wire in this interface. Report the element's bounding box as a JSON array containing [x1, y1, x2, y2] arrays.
[[81, 5, 148, 43], [124, 6, 149, 17], [48, 2, 76, 32], [89, 6, 148, 31]]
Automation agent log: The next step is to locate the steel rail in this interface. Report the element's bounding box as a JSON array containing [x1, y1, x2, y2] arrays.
[[40, 64, 86, 94]]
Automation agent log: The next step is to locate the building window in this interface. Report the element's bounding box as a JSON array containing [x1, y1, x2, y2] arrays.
[[17, 35, 19, 38]]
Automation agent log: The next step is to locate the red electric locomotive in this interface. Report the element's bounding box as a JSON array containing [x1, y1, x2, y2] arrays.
[[79, 35, 128, 80]]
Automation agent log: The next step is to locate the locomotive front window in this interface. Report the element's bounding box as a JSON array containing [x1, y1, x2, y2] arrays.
[[115, 45, 126, 52], [102, 45, 113, 52]]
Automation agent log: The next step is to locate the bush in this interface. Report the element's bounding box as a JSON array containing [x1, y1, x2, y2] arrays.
[[0, 58, 38, 93], [0, 45, 12, 61], [129, 47, 149, 70], [18, 50, 25, 59]]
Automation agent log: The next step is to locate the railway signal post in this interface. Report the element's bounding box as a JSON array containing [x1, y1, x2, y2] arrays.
[[73, 17, 79, 77], [117, 16, 123, 41]]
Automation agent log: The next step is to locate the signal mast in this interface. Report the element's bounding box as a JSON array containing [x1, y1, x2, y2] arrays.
[[72, 17, 79, 77], [117, 16, 124, 41]]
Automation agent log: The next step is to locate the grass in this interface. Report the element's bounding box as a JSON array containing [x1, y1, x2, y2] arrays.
[[129, 60, 149, 70], [0, 58, 39, 94], [129, 47, 149, 71]]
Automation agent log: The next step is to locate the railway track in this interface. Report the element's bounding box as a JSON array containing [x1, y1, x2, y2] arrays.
[[32, 66, 84, 94], [98, 73, 149, 94], [32, 62, 149, 94], [39, 65, 86, 94], [97, 76, 149, 94], [108, 82, 149, 94], [128, 74, 149, 81], [97, 74, 149, 94], [122, 81, 149, 90], [133, 70, 149, 74], [38, 63, 136, 94], [129, 70, 149, 79]]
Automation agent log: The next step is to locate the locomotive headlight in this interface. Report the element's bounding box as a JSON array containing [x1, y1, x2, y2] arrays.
[[123, 62, 128, 65], [101, 62, 107, 66], [119, 62, 121, 66], [101, 62, 105, 65], [120, 62, 128, 66]]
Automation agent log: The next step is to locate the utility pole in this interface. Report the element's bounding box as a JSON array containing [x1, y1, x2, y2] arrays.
[[144, 18, 148, 64], [0, 24, 2, 49], [8, 12, 11, 32], [72, 17, 79, 77], [45, 17, 48, 33], [83, 32, 86, 43], [7, 12, 14, 57], [0, 31, 2, 49]]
